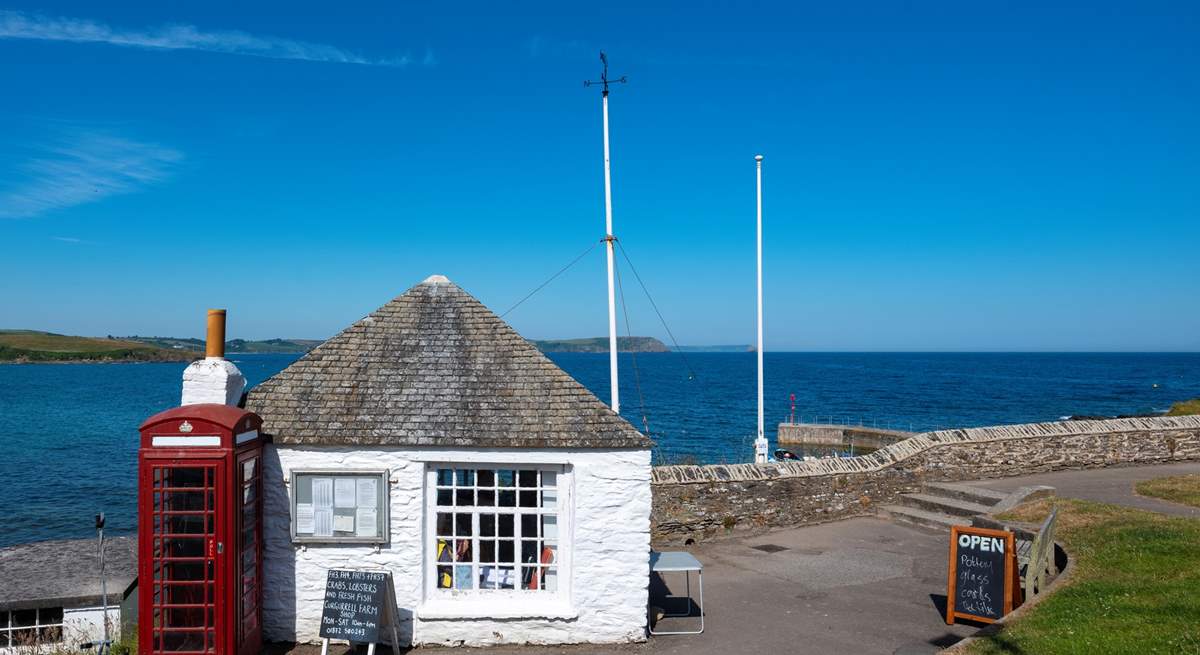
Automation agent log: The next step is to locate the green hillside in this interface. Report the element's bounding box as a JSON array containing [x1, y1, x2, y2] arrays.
[[120, 336, 323, 353], [0, 330, 197, 363], [532, 337, 670, 353]]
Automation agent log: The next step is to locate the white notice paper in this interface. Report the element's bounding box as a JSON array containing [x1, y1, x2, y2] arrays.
[[296, 503, 315, 534], [356, 478, 378, 508], [312, 478, 334, 509], [314, 509, 333, 537], [333, 514, 355, 533], [356, 508, 377, 538], [334, 478, 357, 508]]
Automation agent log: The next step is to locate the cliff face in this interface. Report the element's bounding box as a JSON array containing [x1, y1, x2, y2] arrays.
[[532, 336, 670, 353]]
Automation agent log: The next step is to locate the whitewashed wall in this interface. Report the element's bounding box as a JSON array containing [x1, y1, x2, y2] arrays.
[[261, 445, 651, 647], [63, 605, 119, 645], [0, 605, 120, 655]]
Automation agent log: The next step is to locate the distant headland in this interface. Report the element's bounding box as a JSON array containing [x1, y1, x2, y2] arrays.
[[2, 329, 753, 362], [530, 337, 752, 353], [532, 336, 669, 353], [0, 330, 320, 363]]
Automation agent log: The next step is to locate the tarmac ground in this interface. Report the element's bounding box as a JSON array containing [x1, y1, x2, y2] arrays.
[[274, 461, 1200, 655]]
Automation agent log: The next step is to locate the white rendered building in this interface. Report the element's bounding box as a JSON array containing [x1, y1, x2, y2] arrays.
[[243, 275, 653, 647]]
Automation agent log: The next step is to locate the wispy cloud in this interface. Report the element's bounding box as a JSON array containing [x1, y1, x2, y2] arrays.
[[0, 10, 420, 67], [0, 133, 183, 219], [52, 236, 100, 245]]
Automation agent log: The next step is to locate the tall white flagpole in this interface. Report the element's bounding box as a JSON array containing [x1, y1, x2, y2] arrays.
[[586, 53, 625, 414], [602, 88, 619, 414], [754, 154, 768, 464]]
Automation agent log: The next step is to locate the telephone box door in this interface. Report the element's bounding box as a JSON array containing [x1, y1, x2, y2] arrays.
[[143, 458, 226, 654], [236, 451, 263, 655]]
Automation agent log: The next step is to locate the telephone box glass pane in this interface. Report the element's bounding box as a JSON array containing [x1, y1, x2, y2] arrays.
[[151, 464, 218, 652], [240, 456, 261, 642]]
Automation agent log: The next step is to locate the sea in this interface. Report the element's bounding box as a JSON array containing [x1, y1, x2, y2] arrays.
[[2, 351, 1198, 547]]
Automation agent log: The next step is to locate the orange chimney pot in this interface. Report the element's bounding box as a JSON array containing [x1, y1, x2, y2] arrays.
[[206, 309, 226, 358]]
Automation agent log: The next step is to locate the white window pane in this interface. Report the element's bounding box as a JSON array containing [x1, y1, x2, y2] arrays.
[[454, 564, 473, 590], [479, 566, 497, 589], [430, 466, 561, 596]]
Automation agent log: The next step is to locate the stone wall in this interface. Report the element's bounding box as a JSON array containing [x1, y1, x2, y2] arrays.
[[651, 416, 1200, 544], [777, 423, 913, 449]]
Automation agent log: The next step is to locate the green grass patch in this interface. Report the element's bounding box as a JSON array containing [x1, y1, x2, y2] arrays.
[[0, 330, 196, 362], [967, 498, 1200, 655], [1137, 475, 1200, 509], [1167, 398, 1200, 416]]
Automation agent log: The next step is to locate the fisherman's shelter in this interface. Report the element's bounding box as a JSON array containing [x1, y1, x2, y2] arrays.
[[242, 275, 653, 646]]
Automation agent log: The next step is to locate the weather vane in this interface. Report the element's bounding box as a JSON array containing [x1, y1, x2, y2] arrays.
[[584, 51, 627, 96]]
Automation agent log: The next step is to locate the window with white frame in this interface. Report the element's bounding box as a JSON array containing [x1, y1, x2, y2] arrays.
[[1, 607, 63, 647], [429, 466, 561, 594], [290, 470, 389, 544]]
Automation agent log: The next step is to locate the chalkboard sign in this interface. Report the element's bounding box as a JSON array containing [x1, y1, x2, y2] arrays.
[[319, 569, 390, 643], [946, 526, 1016, 624]]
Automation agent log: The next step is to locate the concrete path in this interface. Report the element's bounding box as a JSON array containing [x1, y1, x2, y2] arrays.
[[278, 518, 975, 655], [275, 464, 1199, 655], [964, 462, 1200, 518]]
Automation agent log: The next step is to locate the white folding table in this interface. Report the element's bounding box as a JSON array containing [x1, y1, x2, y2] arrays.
[[649, 550, 704, 635]]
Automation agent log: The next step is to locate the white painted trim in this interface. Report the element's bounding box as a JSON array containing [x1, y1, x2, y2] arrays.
[[417, 597, 577, 620], [235, 430, 258, 444], [152, 435, 221, 447], [412, 451, 575, 465]]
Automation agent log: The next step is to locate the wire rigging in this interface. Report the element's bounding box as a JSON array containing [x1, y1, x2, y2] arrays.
[[615, 241, 699, 381], [613, 255, 650, 434], [494, 234, 694, 444], [499, 239, 601, 319]]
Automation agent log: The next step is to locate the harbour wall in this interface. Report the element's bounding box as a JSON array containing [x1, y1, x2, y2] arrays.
[[649, 415, 1200, 544], [776, 423, 914, 449]]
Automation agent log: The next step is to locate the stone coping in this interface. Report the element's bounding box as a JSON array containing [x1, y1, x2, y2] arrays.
[[652, 416, 1200, 485]]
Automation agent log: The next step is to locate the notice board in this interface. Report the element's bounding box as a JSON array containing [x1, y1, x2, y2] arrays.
[[946, 525, 1017, 624], [319, 569, 391, 643]]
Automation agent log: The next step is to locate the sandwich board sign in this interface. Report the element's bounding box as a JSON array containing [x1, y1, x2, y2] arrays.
[[945, 525, 1018, 624], [319, 569, 401, 654]]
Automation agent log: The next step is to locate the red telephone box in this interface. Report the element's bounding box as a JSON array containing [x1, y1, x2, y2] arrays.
[[138, 404, 265, 655]]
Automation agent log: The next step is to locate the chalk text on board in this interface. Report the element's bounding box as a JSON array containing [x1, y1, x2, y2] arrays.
[[958, 533, 1005, 553]]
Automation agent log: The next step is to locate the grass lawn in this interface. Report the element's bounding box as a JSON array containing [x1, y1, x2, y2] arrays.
[[967, 498, 1200, 655], [1136, 474, 1200, 509]]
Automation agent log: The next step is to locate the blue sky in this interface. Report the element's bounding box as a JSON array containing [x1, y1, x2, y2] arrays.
[[1, 1, 1197, 351]]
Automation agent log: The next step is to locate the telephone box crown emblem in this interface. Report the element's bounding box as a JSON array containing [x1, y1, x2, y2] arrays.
[[178, 421, 193, 433]]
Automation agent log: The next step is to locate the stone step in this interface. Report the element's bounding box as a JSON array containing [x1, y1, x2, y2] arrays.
[[900, 493, 995, 518], [880, 505, 966, 533], [922, 482, 1008, 507]]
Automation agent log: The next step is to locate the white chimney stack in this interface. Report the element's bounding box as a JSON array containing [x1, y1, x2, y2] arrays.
[[181, 309, 246, 406]]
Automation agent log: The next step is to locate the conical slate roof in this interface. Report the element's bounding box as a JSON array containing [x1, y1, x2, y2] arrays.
[[246, 275, 650, 449]]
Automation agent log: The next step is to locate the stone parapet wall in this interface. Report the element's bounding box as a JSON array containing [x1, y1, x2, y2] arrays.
[[777, 423, 913, 449], [651, 416, 1200, 544]]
